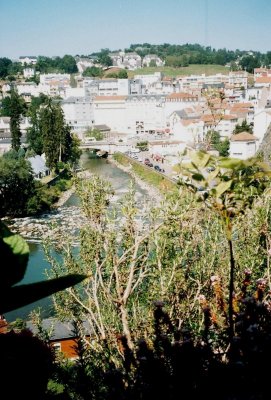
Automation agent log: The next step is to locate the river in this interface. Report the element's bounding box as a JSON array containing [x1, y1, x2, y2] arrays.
[[5, 152, 150, 322]]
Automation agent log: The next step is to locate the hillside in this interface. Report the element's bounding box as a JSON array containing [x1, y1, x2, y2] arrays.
[[128, 64, 230, 78]]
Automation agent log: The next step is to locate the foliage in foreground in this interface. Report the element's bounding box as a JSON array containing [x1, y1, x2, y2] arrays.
[[4, 151, 267, 398]]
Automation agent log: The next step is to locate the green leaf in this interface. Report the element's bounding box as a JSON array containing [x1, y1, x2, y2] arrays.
[[219, 158, 243, 169], [0, 221, 29, 288], [192, 173, 205, 181], [0, 273, 87, 314], [191, 151, 211, 168], [214, 180, 233, 198], [207, 167, 220, 183]]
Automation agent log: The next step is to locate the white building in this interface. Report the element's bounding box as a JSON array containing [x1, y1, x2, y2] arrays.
[[23, 68, 35, 79], [122, 53, 142, 70], [228, 71, 248, 89], [148, 140, 186, 157], [93, 96, 127, 132], [134, 72, 162, 90], [76, 58, 95, 74], [125, 95, 167, 135], [254, 108, 271, 143], [16, 82, 39, 97], [229, 132, 258, 159], [19, 56, 37, 65], [142, 54, 164, 67], [61, 97, 94, 137]]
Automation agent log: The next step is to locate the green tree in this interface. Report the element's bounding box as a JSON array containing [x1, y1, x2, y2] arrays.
[[7, 61, 23, 76], [97, 49, 112, 67], [0, 57, 12, 78], [26, 95, 48, 155], [10, 90, 26, 151], [206, 130, 230, 156], [40, 99, 76, 170], [149, 59, 157, 67], [239, 55, 261, 73], [0, 96, 12, 117], [59, 54, 78, 73], [85, 127, 104, 140], [82, 66, 103, 77], [233, 119, 253, 134], [0, 155, 35, 217], [118, 69, 128, 79]]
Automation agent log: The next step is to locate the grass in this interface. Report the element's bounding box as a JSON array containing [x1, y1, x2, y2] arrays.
[[113, 153, 177, 194], [128, 64, 230, 78]]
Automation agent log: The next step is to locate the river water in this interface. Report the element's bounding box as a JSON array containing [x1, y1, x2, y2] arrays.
[[5, 152, 150, 322]]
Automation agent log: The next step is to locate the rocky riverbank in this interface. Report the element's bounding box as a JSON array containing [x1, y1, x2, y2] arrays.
[[108, 156, 164, 203], [2, 159, 164, 243]]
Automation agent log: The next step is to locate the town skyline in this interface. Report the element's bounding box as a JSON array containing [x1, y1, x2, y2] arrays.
[[0, 0, 270, 59]]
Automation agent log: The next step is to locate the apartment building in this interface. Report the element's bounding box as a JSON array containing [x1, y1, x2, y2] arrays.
[[61, 97, 94, 137]]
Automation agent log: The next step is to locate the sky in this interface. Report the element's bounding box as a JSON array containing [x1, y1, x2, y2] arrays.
[[0, 0, 270, 59]]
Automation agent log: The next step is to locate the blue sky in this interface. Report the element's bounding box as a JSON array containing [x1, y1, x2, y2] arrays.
[[0, 0, 270, 59]]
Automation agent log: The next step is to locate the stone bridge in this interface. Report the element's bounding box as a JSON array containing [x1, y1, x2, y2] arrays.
[[79, 141, 136, 155]]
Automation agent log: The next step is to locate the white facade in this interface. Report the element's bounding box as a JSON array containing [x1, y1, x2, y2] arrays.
[[64, 87, 85, 99], [164, 93, 199, 118], [229, 133, 258, 159], [39, 73, 70, 85], [61, 97, 94, 137], [142, 54, 164, 67], [228, 71, 248, 89], [19, 56, 37, 65], [125, 95, 167, 135], [23, 68, 35, 78], [149, 140, 186, 156], [93, 96, 127, 132], [134, 72, 162, 89], [76, 58, 95, 73], [254, 108, 271, 142]]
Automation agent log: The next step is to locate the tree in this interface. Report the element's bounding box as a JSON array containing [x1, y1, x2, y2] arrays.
[[233, 119, 253, 134], [149, 59, 157, 67], [118, 69, 128, 79], [0, 96, 12, 117], [206, 130, 229, 156], [0, 57, 12, 78], [82, 66, 103, 77], [97, 50, 112, 67], [10, 90, 26, 151], [239, 55, 261, 73], [59, 54, 78, 73], [40, 99, 77, 170], [85, 127, 104, 141], [0, 155, 35, 217], [26, 95, 48, 155]]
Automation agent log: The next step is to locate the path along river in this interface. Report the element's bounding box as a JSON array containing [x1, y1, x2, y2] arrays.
[[5, 152, 160, 322]]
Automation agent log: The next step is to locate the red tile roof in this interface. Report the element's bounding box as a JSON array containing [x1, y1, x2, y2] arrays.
[[230, 132, 258, 141]]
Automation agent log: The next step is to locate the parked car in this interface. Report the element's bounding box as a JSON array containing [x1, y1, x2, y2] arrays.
[[144, 158, 151, 165]]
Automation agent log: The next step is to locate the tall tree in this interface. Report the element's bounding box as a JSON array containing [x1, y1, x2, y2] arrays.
[[40, 99, 75, 170], [10, 90, 25, 151], [26, 95, 48, 155], [0, 57, 12, 78]]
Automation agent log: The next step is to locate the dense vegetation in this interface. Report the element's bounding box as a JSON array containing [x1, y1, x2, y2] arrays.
[[1, 152, 271, 398], [0, 92, 81, 217], [19, 152, 266, 399]]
